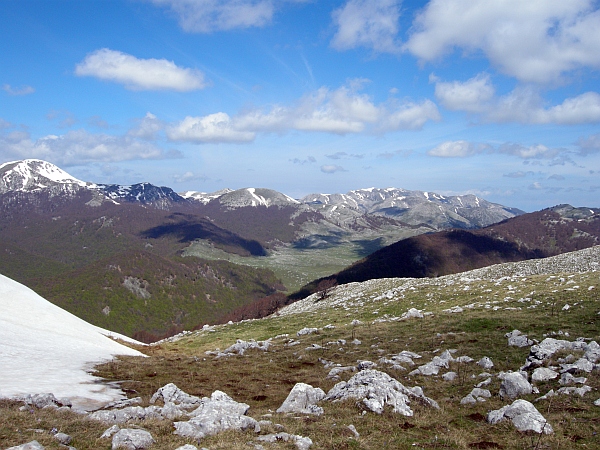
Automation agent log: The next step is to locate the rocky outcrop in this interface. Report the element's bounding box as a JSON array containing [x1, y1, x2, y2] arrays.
[[173, 390, 260, 440], [488, 399, 553, 434], [324, 369, 438, 416], [277, 383, 325, 415], [111, 428, 155, 449]]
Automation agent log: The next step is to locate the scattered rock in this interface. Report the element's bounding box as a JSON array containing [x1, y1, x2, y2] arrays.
[[256, 432, 313, 450], [21, 393, 65, 409], [173, 390, 260, 440], [347, 424, 360, 438], [6, 442, 45, 450], [174, 446, 199, 450], [327, 366, 357, 380], [557, 386, 592, 397], [111, 428, 155, 449], [325, 369, 438, 416], [150, 383, 201, 407], [531, 367, 558, 382], [297, 328, 318, 336], [477, 357, 494, 370], [498, 372, 532, 399], [506, 330, 534, 348], [442, 372, 457, 381], [53, 432, 72, 445], [276, 383, 325, 415], [401, 308, 423, 319], [487, 399, 553, 434]]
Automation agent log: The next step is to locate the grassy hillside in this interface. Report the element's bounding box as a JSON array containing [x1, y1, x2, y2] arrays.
[[0, 193, 286, 339], [1, 248, 598, 449], [292, 206, 600, 299]]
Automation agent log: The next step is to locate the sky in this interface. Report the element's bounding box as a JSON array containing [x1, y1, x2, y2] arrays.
[[1, 0, 600, 212]]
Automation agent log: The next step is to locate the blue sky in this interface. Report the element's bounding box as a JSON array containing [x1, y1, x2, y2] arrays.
[[1, 0, 600, 211]]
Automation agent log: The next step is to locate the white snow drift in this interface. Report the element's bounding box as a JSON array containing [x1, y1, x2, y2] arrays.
[[0, 273, 144, 410]]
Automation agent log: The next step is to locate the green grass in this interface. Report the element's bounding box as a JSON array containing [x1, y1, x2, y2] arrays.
[[2, 270, 599, 449], [182, 230, 413, 293]]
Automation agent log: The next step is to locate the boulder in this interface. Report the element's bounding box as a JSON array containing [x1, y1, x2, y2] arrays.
[[506, 330, 533, 348], [111, 428, 155, 449], [6, 442, 45, 450], [277, 383, 325, 415], [477, 357, 494, 370], [324, 369, 438, 416], [173, 390, 260, 440], [487, 399, 553, 434], [531, 367, 558, 382], [499, 372, 532, 399], [150, 383, 201, 407]]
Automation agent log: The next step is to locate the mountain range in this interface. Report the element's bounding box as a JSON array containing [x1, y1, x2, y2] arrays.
[[0, 158, 525, 339]]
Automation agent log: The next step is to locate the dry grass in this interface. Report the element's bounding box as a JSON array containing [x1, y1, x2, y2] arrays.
[[2, 271, 599, 449]]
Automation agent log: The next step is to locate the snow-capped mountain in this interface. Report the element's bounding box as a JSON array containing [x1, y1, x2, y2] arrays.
[[180, 188, 234, 204], [217, 188, 300, 208], [99, 182, 188, 209], [0, 159, 93, 194], [301, 187, 522, 229], [0, 159, 522, 229], [0, 273, 143, 410]]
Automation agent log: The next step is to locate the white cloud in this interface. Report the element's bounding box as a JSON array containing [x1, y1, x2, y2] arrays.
[[0, 129, 181, 165], [405, 0, 600, 83], [331, 0, 401, 53], [167, 113, 256, 143], [321, 164, 347, 173], [2, 84, 35, 96], [128, 113, 164, 140], [433, 73, 495, 113], [166, 82, 440, 143], [0, 118, 12, 129], [427, 140, 487, 158], [149, 0, 275, 33], [173, 171, 208, 183], [433, 74, 600, 125], [75, 49, 207, 91], [498, 143, 560, 159]]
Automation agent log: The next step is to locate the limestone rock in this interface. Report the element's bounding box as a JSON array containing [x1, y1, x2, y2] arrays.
[[53, 432, 72, 445], [173, 390, 260, 440], [6, 442, 45, 450], [499, 372, 532, 399], [256, 432, 313, 450], [531, 367, 558, 382], [101, 425, 121, 439], [277, 383, 325, 415], [324, 369, 438, 416], [487, 399, 553, 434], [477, 357, 494, 370], [150, 383, 201, 407], [111, 428, 155, 449], [506, 330, 533, 348]]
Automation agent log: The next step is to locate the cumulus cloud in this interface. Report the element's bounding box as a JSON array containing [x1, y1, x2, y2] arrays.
[[331, 0, 401, 53], [148, 0, 276, 33], [165, 81, 440, 143], [433, 73, 495, 113], [427, 140, 489, 158], [2, 84, 35, 96], [0, 129, 181, 165], [128, 112, 165, 140], [321, 164, 347, 173], [433, 74, 600, 125], [75, 48, 207, 91], [167, 113, 256, 143], [405, 0, 600, 83]]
